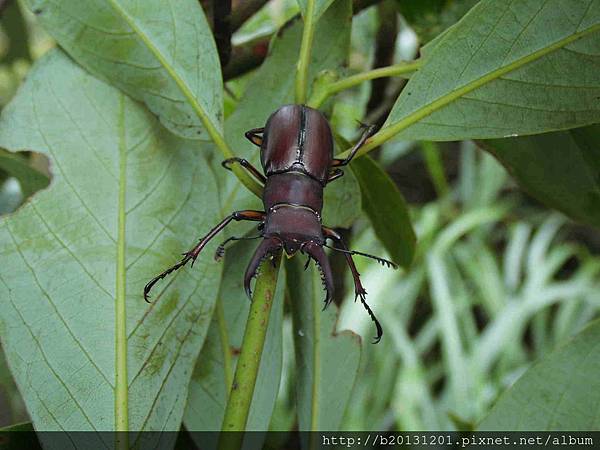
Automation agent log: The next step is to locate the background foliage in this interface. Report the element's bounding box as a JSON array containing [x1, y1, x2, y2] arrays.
[[0, 0, 599, 445]]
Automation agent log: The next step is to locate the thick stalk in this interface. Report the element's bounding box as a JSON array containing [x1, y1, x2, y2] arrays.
[[218, 254, 282, 449], [295, 0, 316, 104]]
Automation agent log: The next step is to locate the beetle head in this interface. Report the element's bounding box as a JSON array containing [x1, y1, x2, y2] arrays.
[[280, 234, 319, 258], [282, 236, 301, 257]]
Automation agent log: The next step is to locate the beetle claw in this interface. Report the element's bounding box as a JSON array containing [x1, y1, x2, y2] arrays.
[[214, 245, 225, 261], [304, 242, 334, 309], [244, 237, 282, 300], [355, 290, 383, 344]]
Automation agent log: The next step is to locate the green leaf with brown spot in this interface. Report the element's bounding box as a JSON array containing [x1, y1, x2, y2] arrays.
[[0, 50, 221, 437]]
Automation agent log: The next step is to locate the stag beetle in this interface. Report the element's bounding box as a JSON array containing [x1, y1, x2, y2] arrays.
[[144, 104, 396, 343]]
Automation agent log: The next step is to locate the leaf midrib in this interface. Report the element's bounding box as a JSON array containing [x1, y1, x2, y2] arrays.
[[359, 22, 600, 155], [115, 94, 128, 432], [104, 0, 230, 156]]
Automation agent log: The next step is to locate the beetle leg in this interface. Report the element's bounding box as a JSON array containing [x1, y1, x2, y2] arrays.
[[331, 124, 377, 167], [303, 241, 335, 310], [214, 234, 263, 261], [144, 210, 265, 302], [222, 157, 266, 184], [244, 127, 264, 147], [322, 226, 384, 344], [244, 237, 282, 298], [326, 168, 344, 184]]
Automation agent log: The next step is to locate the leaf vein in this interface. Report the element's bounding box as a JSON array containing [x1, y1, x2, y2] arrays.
[[133, 283, 208, 437], [125, 152, 176, 215], [124, 162, 200, 272], [0, 240, 105, 433], [128, 264, 209, 384], [30, 203, 114, 306], [31, 86, 116, 243]]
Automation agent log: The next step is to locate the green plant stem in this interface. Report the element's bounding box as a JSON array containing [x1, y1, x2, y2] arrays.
[[308, 60, 421, 108], [295, 0, 316, 104], [421, 141, 449, 198], [216, 300, 233, 391], [218, 253, 282, 449], [337, 23, 600, 160]]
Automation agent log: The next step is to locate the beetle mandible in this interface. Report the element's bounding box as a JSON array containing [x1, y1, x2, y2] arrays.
[[144, 104, 397, 343]]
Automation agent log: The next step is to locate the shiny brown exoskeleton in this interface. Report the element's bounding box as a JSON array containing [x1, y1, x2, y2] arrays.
[[144, 104, 396, 343]]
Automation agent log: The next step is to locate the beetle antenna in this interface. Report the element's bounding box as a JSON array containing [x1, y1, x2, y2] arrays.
[[323, 244, 398, 269]]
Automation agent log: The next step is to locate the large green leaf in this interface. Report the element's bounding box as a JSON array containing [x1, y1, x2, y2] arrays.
[[381, 0, 600, 141], [0, 149, 49, 198], [220, 0, 358, 228], [25, 0, 223, 140], [0, 51, 221, 438], [479, 319, 600, 430], [296, 0, 336, 22], [351, 155, 415, 268], [396, 0, 479, 44], [184, 239, 285, 449], [479, 124, 600, 228], [287, 259, 361, 444]]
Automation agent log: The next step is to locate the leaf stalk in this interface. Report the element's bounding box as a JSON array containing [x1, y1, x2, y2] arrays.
[[308, 59, 421, 109], [295, 0, 317, 104]]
